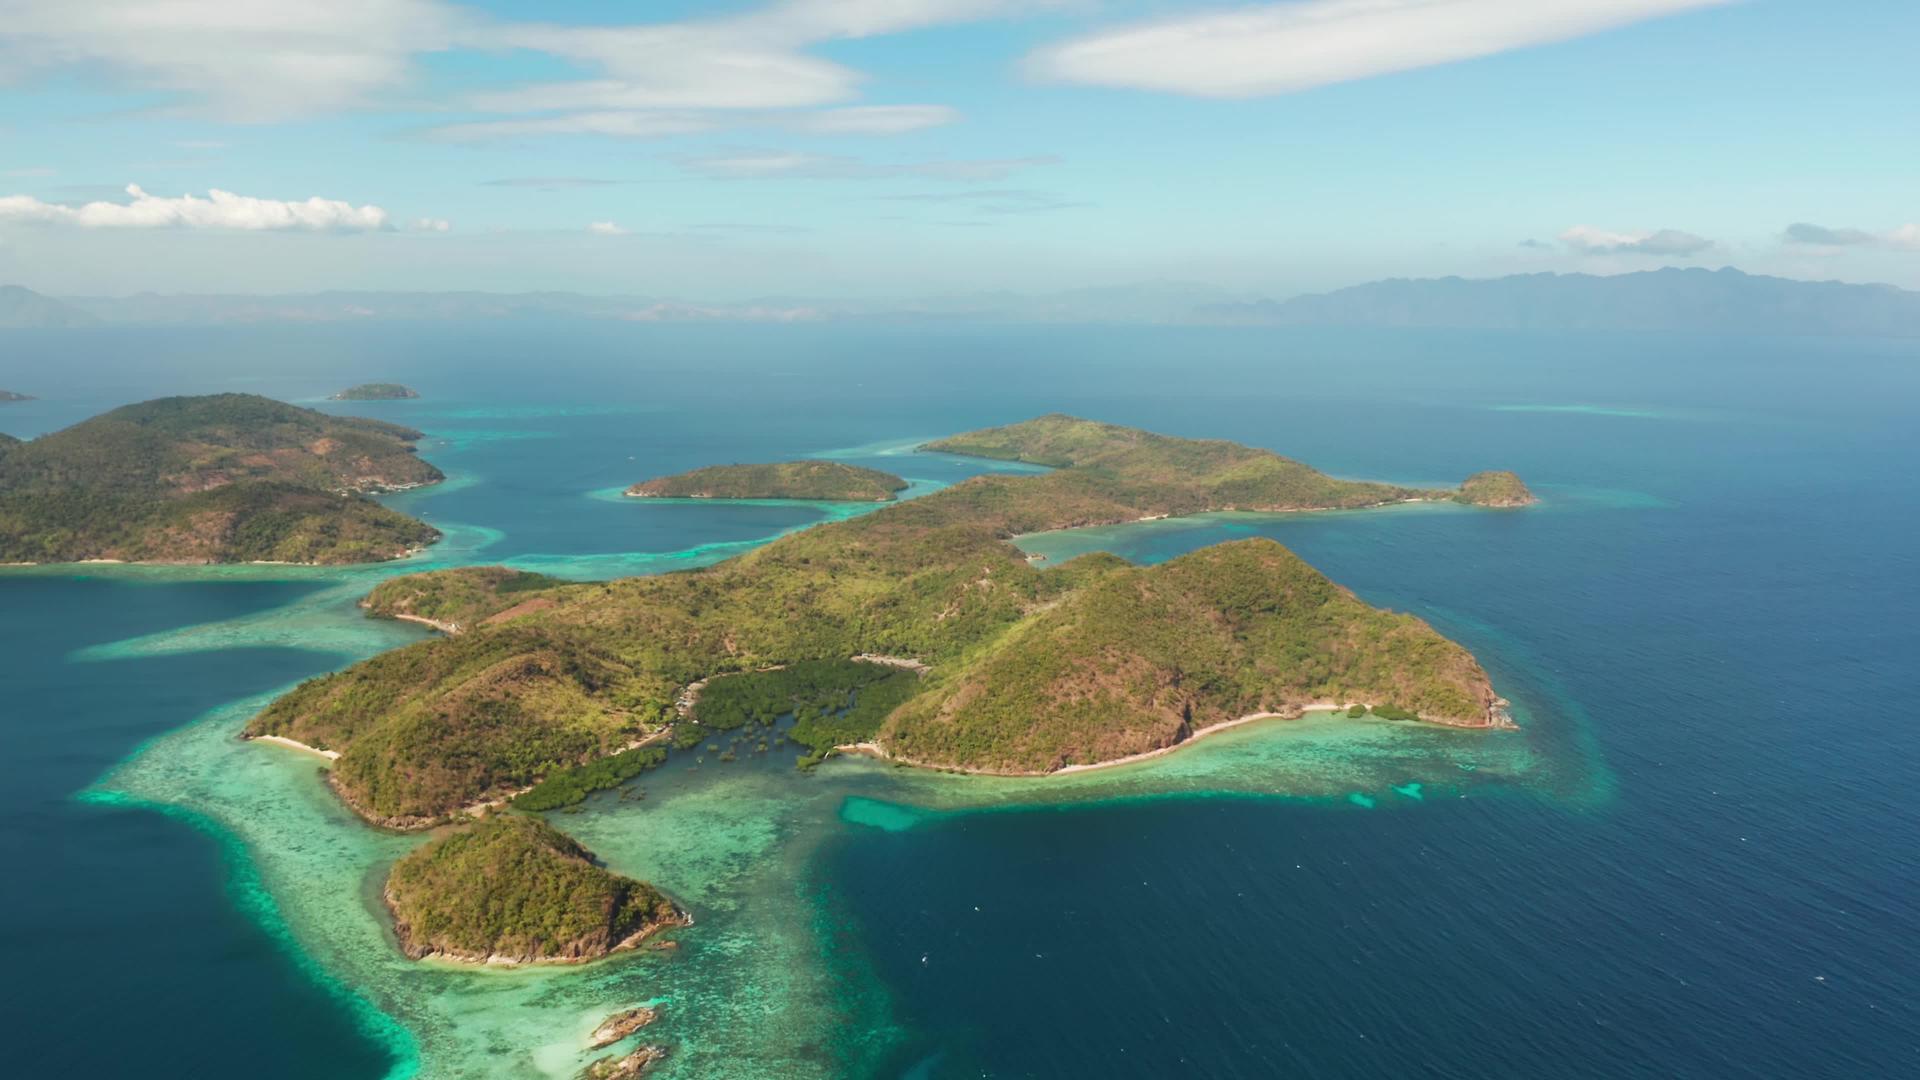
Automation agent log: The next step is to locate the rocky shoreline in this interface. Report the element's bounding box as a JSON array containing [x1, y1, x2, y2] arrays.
[[839, 697, 1516, 777]]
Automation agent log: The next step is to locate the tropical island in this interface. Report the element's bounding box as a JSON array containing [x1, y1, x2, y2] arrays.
[[626, 460, 908, 502], [384, 813, 685, 964], [0, 390, 32, 403], [1456, 469, 1536, 507], [331, 382, 420, 401], [243, 414, 1530, 978], [0, 393, 443, 564], [250, 414, 1526, 821]]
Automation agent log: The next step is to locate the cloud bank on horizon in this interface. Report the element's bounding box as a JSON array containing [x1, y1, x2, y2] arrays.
[[0, 0, 1914, 295], [0, 185, 392, 231], [1784, 222, 1920, 253], [1560, 226, 1715, 258]]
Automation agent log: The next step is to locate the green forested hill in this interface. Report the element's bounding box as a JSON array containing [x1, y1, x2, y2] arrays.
[[925, 413, 1427, 511], [1456, 470, 1537, 507], [0, 393, 442, 563], [251, 415, 1521, 823], [879, 540, 1490, 771], [627, 460, 907, 501], [384, 814, 682, 963]]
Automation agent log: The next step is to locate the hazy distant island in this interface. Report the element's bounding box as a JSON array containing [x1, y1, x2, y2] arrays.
[[384, 813, 686, 965], [1197, 266, 1920, 337], [627, 461, 908, 502], [0, 394, 443, 565], [0, 390, 32, 403], [0, 284, 96, 328], [11, 266, 1919, 335], [331, 382, 419, 401]]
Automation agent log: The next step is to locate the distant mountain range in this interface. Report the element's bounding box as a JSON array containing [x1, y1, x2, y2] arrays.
[[1198, 267, 1920, 336], [3, 267, 1917, 336], [0, 284, 97, 328]]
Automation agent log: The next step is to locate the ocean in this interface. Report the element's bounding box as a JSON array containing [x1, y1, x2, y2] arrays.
[[0, 320, 1914, 1078]]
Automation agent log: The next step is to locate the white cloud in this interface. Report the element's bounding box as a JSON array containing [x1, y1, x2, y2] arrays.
[[0, 0, 1050, 123], [788, 105, 960, 135], [459, 49, 855, 114], [1029, 0, 1732, 97], [0, 0, 463, 121], [680, 152, 1055, 182], [754, 0, 1046, 40], [0, 183, 391, 231], [587, 221, 629, 236], [425, 104, 958, 143], [911, 156, 1058, 182], [481, 177, 626, 190], [1785, 221, 1920, 252], [428, 111, 719, 143], [684, 152, 861, 179], [1783, 222, 1875, 247], [411, 217, 451, 232], [466, 3, 1056, 113], [1559, 225, 1713, 257]]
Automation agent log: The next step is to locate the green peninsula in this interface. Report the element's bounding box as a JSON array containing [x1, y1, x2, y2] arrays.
[[332, 382, 419, 401], [385, 813, 684, 964], [0, 390, 32, 403], [0, 393, 443, 564], [249, 414, 1524, 826], [626, 460, 907, 502]]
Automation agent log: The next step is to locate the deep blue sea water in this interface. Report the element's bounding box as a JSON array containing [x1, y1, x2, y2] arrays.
[[1, 321, 1915, 1077]]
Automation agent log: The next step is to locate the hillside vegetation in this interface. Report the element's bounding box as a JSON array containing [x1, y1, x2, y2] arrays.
[[363, 565, 572, 631], [250, 415, 1519, 824], [1455, 470, 1536, 507], [924, 413, 1423, 510], [881, 541, 1489, 771], [627, 460, 907, 501], [384, 813, 682, 963], [0, 394, 442, 564]]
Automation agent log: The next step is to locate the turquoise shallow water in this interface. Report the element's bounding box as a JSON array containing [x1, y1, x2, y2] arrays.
[[2, 320, 1916, 1077]]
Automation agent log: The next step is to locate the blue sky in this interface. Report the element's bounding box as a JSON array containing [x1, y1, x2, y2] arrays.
[[1, 0, 1916, 298]]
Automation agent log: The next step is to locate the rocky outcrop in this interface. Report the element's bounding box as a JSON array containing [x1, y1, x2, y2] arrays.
[[581, 1046, 667, 1079], [589, 1007, 660, 1050]]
